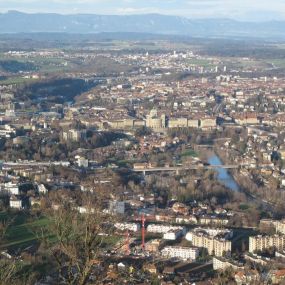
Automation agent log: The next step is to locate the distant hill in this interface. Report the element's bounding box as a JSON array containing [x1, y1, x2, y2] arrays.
[[1, 11, 285, 39]]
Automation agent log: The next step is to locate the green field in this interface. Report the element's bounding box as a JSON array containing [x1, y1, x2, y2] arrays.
[[0, 211, 50, 250], [0, 211, 120, 251], [186, 58, 214, 68], [181, 149, 198, 157], [267, 58, 285, 68], [0, 76, 39, 85]]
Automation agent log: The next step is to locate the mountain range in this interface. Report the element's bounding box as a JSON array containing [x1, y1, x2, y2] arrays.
[[1, 11, 285, 39]]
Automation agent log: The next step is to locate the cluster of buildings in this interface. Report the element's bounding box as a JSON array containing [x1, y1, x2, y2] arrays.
[[2, 44, 285, 284]]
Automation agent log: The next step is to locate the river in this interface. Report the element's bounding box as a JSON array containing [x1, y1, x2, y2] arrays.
[[207, 154, 240, 192]]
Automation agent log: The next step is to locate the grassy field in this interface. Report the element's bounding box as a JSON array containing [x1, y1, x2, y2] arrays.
[[0, 76, 39, 85], [181, 149, 198, 158], [0, 211, 120, 252], [0, 211, 50, 250], [267, 58, 285, 68]]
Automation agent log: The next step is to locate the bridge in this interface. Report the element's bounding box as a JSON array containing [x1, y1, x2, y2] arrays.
[[2, 161, 70, 168], [133, 163, 273, 174]]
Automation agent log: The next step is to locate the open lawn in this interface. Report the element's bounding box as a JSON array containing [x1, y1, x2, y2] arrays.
[[0, 211, 120, 252], [0, 76, 38, 85], [0, 211, 50, 250], [181, 149, 198, 157]]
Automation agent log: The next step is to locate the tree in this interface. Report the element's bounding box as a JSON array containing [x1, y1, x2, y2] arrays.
[[40, 192, 113, 285], [0, 215, 26, 285], [135, 126, 151, 137]]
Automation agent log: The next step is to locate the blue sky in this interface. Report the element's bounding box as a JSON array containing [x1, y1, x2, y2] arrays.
[[0, 0, 285, 21]]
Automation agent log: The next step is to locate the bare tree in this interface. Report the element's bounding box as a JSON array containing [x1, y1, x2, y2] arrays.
[[40, 192, 114, 285]]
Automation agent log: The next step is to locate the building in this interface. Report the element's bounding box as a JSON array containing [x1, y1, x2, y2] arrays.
[[161, 246, 199, 261], [191, 231, 232, 257], [108, 118, 142, 130], [172, 202, 189, 215], [199, 216, 229, 226], [163, 229, 184, 240], [199, 117, 217, 129], [249, 235, 285, 253], [186, 228, 233, 242], [109, 201, 125, 215], [168, 118, 188, 128], [62, 129, 87, 142], [268, 269, 285, 285], [38, 184, 48, 194], [176, 215, 198, 224], [147, 224, 185, 234], [30, 197, 41, 207], [234, 270, 260, 285], [114, 223, 140, 232], [9, 196, 23, 209], [143, 263, 157, 274], [77, 206, 95, 214], [275, 220, 285, 235], [76, 156, 89, 168], [234, 113, 259, 125], [4, 182, 19, 195], [146, 109, 166, 130], [213, 257, 244, 271], [187, 119, 199, 128], [145, 239, 161, 252]]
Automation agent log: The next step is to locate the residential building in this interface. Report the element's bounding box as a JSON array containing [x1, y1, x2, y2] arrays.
[[62, 129, 87, 142], [249, 235, 285, 253], [4, 182, 19, 195], [114, 223, 140, 232], [147, 224, 185, 234], [9, 196, 23, 209], [275, 220, 285, 235], [161, 246, 199, 261], [109, 201, 125, 215], [213, 257, 244, 271], [191, 231, 232, 257], [145, 239, 161, 252], [163, 229, 184, 240]]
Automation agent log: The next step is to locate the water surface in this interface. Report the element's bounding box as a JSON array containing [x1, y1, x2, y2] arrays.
[[207, 154, 240, 192]]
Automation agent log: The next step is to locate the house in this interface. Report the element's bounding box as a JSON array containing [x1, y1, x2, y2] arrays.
[[9, 196, 23, 209], [235, 270, 260, 285], [30, 197, 41, 207], [268, 269, 285, 284], [4, 182, 19, 195], [38, 184, 48, 195], [143, 263, 157, 274], [145, 239, 161, 252]]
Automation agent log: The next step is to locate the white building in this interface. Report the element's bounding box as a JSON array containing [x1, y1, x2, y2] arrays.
[[115, 223, 140, 232], [161, 246, 199, 261], [77, 206, 95, 214], [4, 182, 19, 195], [213, 257, 244, 271], [186, 228, 233, 242], [147, 224, 185, 234], [9, 196, 23, 209], [38, 184, 48, 194], [76, 157, 89, 168], [163, 229, 184, 240]]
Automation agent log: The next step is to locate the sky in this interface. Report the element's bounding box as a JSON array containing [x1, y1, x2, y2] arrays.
[[0, 0, 285, 21]]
